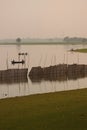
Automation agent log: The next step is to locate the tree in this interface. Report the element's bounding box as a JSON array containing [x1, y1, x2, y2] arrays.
[[16, 38, 21, 43], [82, 38, 87, 43], [64, 36, 69, 41]]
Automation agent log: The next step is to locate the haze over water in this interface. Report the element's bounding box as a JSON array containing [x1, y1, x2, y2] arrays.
[[0, 0, 87, 39]]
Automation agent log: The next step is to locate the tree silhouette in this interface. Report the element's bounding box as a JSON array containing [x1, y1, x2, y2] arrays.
[[16, 38, 21, 43]]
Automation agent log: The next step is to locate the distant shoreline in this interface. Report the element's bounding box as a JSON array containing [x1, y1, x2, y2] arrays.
[[0, 42, 87, 45]]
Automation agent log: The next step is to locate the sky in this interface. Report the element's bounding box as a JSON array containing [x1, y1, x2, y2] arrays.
[[0, 0, 87, 39]]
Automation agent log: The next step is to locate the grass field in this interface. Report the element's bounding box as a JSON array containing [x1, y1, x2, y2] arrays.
[[0, 89, 87, 130]]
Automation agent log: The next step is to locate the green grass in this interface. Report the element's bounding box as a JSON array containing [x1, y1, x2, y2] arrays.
[[74, 48, 87, 53], [0, 89, 87, 130]]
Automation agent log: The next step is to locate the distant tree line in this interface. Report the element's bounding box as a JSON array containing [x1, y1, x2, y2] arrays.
[[64, 37, 87, 43]]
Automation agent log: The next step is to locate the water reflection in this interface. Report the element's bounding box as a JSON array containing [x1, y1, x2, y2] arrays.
[[0, 73, 87, 99], [29, 72, 87, 83]]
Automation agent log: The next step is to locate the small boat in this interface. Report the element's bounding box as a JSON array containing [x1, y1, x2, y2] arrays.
[[11, 60, 25, 65]]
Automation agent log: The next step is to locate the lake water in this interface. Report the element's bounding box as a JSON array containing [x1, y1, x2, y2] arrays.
[[0, 44, 87, 99]]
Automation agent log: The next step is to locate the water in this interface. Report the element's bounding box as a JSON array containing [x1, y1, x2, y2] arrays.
[[0, 44, 87, 99]]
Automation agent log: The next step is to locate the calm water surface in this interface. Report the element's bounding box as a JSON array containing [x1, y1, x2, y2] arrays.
[[0, 44, 87, 99]]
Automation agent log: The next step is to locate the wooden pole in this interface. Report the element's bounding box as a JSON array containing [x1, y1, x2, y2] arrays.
[[6, 52, 8, 70]]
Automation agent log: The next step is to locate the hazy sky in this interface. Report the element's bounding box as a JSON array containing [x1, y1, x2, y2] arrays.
[[0, 0, 87, 39]]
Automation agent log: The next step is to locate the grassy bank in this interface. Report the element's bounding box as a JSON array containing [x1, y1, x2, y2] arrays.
[[0, 89, 87, 130], [74, 48, 87, 53]]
